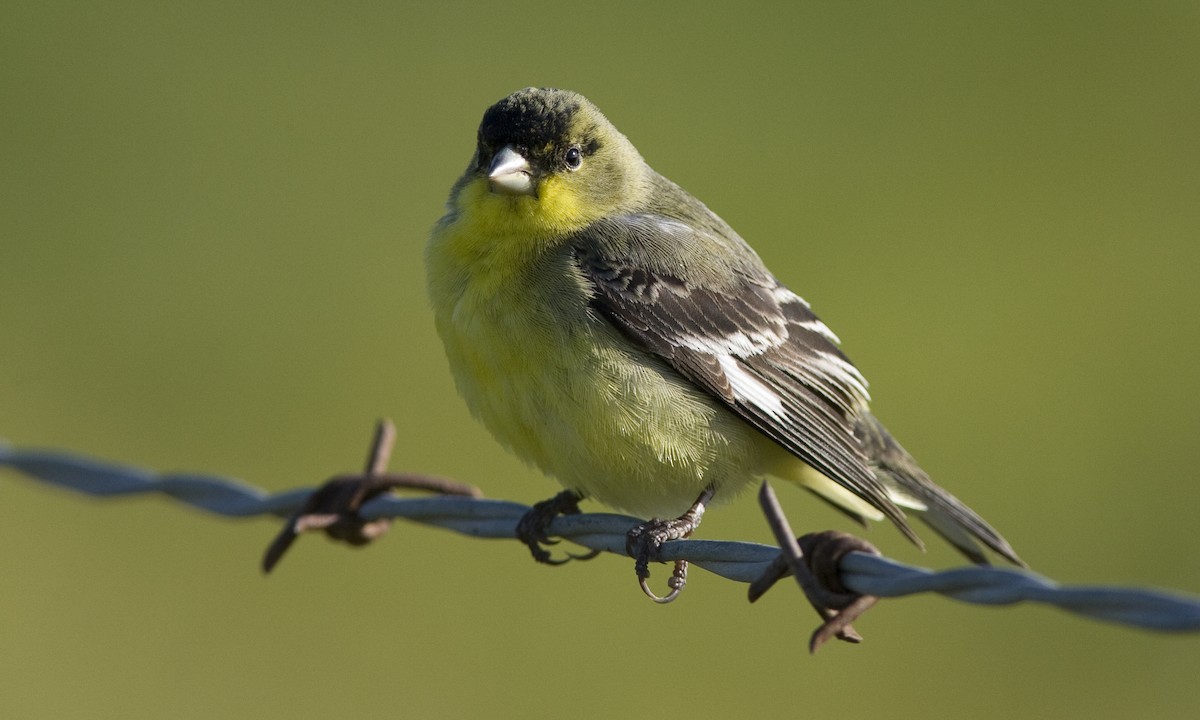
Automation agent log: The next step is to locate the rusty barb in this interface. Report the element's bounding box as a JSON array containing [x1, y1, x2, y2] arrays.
[[749, 482, 883, 652], [261, 419, 482, 573]]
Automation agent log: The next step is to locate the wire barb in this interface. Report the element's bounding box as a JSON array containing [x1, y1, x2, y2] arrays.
[[260, 419, 482, 573], [752, 482, 881, 651]]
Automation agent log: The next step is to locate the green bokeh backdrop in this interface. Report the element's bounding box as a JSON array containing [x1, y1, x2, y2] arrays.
[[3, 2, 1198, 718]]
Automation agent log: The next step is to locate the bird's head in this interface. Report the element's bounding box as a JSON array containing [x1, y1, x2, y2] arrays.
[[464, 88, 646, 236]]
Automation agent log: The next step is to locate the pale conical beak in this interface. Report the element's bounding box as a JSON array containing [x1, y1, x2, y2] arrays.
[[487, 146, 535, 196]]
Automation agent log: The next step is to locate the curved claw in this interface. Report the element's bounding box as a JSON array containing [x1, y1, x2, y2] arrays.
[[523, 535, 598, 565], [537, 551, 573, 566], [638, 559, 688, 603], [516, 490, 599, 566], [639, 577, 682, 604]]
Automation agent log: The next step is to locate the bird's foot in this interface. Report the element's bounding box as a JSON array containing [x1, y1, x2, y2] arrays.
[[625, 487, 714, 603], [516, 490, 601, 565]]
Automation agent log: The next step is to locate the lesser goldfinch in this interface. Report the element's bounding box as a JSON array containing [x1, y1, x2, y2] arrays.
[[427, 88, 1022, 597]]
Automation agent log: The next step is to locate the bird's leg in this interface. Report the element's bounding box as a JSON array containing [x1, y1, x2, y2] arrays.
[[515, 489, 601, 565], [625, 486, 715, 603]]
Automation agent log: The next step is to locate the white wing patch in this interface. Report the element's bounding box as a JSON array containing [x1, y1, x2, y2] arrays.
[[676, 330, 784, 356], [773, 287, 843, 344], [771, 286, 808, 304], [812, 351, 871, 403], [650, 217, 697, 235], [716, 353, 787, 420], [796, 319, 842, 344]]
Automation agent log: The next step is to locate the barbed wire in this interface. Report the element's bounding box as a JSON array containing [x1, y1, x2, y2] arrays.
[[3, 433, 1199, 647]]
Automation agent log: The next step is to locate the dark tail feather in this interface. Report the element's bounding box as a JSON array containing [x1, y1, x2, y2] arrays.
[[855, 413, 1025, 567]]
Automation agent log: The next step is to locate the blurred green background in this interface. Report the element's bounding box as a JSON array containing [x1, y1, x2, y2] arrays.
[[3, 2, 1198, 718]]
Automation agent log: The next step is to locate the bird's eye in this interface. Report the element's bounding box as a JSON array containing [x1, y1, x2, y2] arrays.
[[563, 146, 582, 170]]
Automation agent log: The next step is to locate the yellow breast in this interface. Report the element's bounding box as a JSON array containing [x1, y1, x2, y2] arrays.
[[425, 178, 763, 517]]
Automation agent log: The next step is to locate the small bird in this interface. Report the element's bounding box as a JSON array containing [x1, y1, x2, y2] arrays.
[[426, 88, 1022, 598]]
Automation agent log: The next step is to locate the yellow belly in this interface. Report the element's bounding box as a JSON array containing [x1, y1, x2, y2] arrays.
[[426, 216, 762, 517]]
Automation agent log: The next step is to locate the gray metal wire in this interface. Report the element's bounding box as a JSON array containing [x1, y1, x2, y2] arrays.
[[3, 441, 1199, 634]]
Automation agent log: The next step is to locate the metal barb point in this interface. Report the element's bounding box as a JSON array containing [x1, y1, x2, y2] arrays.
[[261, 419, 482, 574], [753, 481, 883, 652]]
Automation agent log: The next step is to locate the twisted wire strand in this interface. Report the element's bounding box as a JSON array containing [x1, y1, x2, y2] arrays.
[[3, 442, 1199, 633]]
